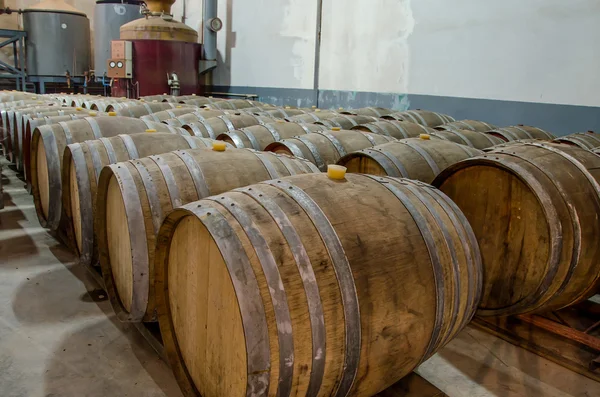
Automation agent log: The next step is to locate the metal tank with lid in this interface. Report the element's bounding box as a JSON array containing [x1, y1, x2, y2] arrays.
[[23, 0, 91, 76], [94, 0, 143, 80], [111, 0, 202, 97]]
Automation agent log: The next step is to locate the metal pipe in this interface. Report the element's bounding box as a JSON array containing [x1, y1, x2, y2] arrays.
[[203, 0, 218, 61], [313, 0, 324, 108]]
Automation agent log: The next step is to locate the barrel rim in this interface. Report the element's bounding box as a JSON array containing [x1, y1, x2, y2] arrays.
[[432, 153, 562, 316]]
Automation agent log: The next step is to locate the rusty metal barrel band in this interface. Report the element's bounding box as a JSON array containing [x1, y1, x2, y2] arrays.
[[265, 179, 361, 397], [361, 123, 384, 136], [182, 135, 200, 149], [495, 128, 519, 141], [119, 134, 140, 160], [275, 154, 303, 175], [339, 114, 359, 127], [209, 195, 294, 397], [480, 121, 496, 131], [219, 115, 236, 131], [131, 160, 163, 235], [369, 107, 383, 118], [173, 150, 210, 200], [69, 144, 94, 261], [430, 182, 482, 308], [510, 126, 535, 139], [388, 121, 410, 138], [372, 148, 409, 177], [108, 163, 150, 320], [58, 121, 74, 145], [252, 151, 280, 179], [86, 116, 103, 140], [366, 175, 444, 363], [262, 123, 282, 141], [519, 142, 600, 297], [447, 129, 474, 148], [150, 155, 182, 208], [238, 185, 326, 397], [226, 131, 246, 148], [99, 137, 118, 164], [239, 128, 261, 150], [574, 132, 600, 144], [400, 141, 441, 175], [298, 123, 316, 135], [296, 136, 325, 170], [402, 181, 462, 349], [189, 208, 271, 396], [414, 181, 480, 333], [406, 111, 427, 126], [361, 132, 377, 146], [318, 131, 347, 157]]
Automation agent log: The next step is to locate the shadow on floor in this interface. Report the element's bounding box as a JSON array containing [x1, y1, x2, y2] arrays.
[[43, 317, 183, 397], [11, 264, 101, 325]]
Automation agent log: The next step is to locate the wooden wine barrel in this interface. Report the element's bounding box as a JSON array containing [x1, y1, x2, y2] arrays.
[[0, 92, 37, 103], [554, 131, 600, 149], [164, 109, 230, 127], [154, 172, 481, 397], [62, 133, 222, 265], [286, 110, 340, 124], [140, 107, 200, 123], [105, 100, 145, 112], [183, 114, 278, 139], [315, 115, 378, 129], [338, 136, 482, 182], [96, 146, 320, 323], [24, 112, 106, 187], [201, 99, 265, 110], [433, 142, 600, 316], [114, 102, 192, 118], [7, 105, 65, 167], [266, 129, 396, 171], [435, 120, 496, 133], [217, 121, 327, 150], [261, 107, 312, 118], [343, 107, 395, 117], [83, 97, 133, 111], [178, 97, 226, 107], [428, 129, 504, 150], [382, 110, 455, 127], [31, 116, 185, 230], [14, 107, 90, 171], [488, 125, 556, 142], [140, 94, 178, 103], [69, 95, 101, 107], [353, 120, 436, 139]]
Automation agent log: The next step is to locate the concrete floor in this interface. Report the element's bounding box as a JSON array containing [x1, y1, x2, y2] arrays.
[[1, 158, 599, 397]]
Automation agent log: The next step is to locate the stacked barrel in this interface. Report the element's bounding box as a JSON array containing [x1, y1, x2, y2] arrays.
[[4, 88, 600, 397]]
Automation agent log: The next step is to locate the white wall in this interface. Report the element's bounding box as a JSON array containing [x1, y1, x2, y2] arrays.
[[2, 0, 599, 109], [212, 0, 317, 89], [213, 0, 600, 108], [407, 0, 600, 107]]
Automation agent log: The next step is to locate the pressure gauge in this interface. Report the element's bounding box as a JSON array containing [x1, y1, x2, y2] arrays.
[[117, 61, 124, 68], [208, 17, 223, 32], [109, 61, 116, 68]]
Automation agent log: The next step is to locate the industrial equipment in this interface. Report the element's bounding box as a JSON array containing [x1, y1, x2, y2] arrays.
[[109, 0, 207, 98]]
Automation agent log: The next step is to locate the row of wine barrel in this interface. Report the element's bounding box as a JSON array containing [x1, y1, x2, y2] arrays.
[[45, 127, 478, 396], [18, 93, 596, 397], [152, 140, 600, 397]]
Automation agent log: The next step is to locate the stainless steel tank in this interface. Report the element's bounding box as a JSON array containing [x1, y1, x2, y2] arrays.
[[94, 0, 142, 79], [23, 2, 91, 76]]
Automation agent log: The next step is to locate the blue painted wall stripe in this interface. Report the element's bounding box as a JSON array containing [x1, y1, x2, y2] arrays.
[[211, 85, 600, 136]]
